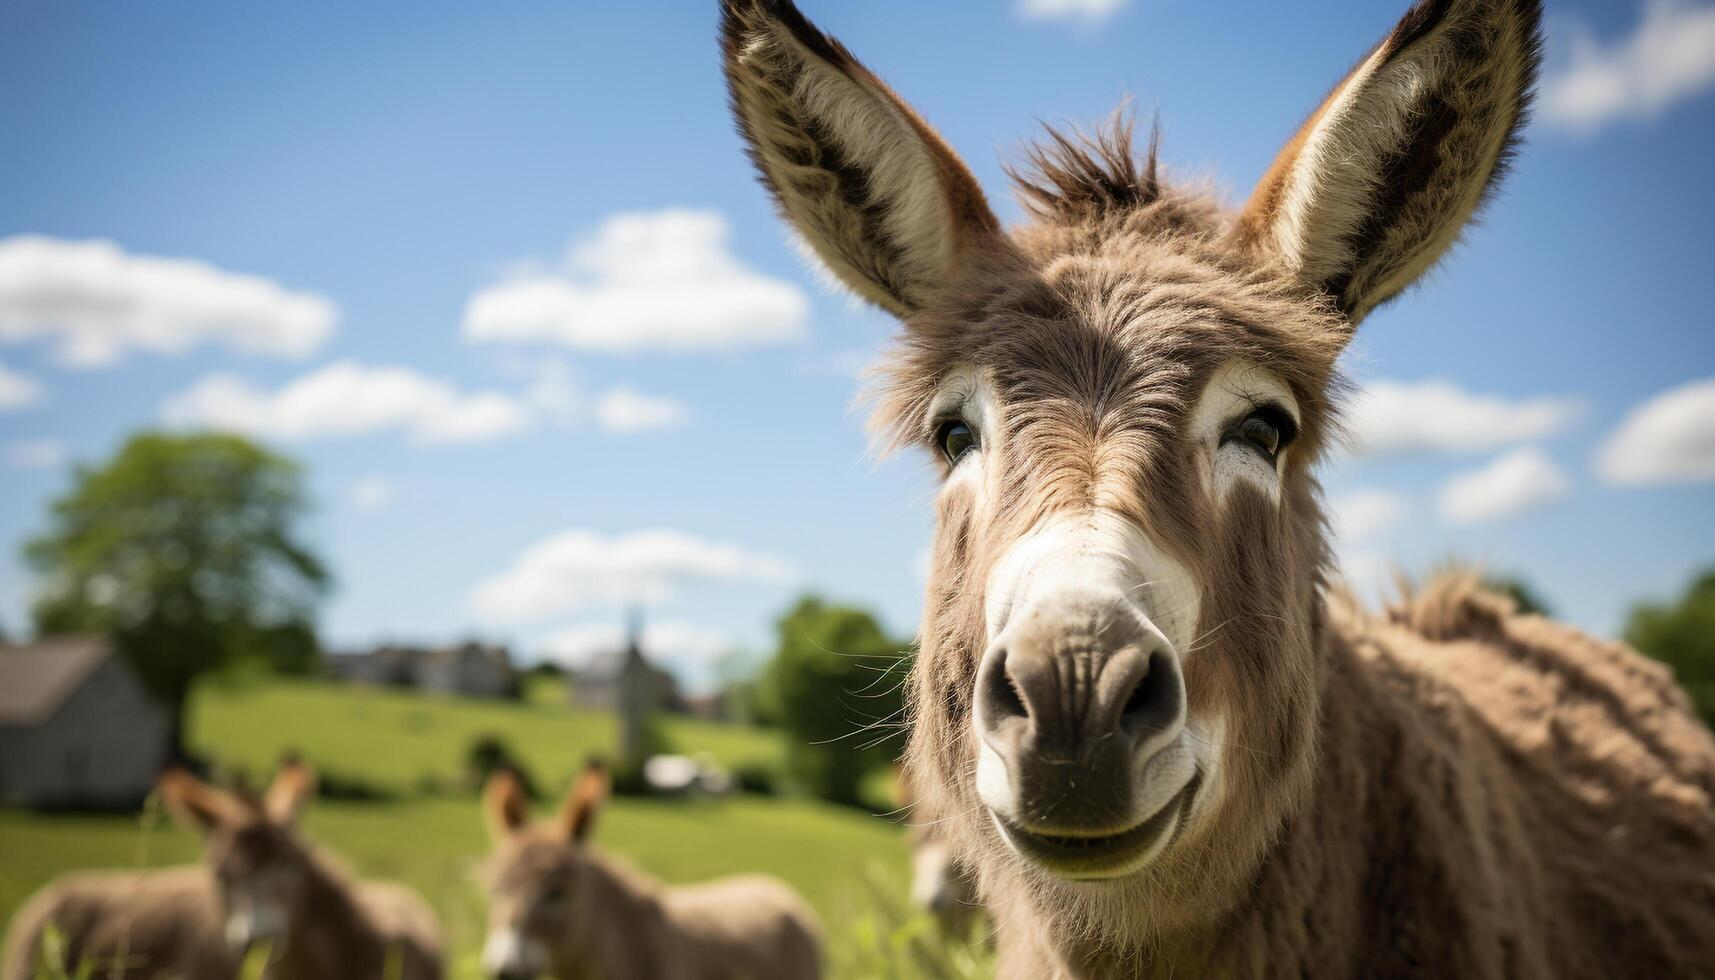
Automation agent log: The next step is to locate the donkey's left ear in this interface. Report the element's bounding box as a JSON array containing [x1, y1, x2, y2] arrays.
[[559, 761, 609, 844], [157, 768, 247, 835], [263, 756, 316, 824], [721, 0, 1003, 317], [1237, 0, 1542, 325]]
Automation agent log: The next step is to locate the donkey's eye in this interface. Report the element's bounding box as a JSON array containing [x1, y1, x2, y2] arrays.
[[541, 884, 567, 904], [936, 420, 978, 465], [1224, 406, 1297, 463]]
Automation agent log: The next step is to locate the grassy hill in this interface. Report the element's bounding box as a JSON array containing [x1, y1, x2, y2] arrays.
[[188, 676, 786, 796], [0, 678, 990, 978]]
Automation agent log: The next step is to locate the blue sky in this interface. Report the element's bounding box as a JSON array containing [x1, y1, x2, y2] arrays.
[[2, 0, 1712, 686]]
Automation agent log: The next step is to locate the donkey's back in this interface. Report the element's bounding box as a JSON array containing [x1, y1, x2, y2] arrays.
[[1343, 576, 1715, 976], [3, 867, 234, 980], [663, 873, 821, 980]]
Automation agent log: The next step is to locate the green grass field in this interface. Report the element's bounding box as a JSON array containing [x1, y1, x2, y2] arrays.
[[190, 676, 787, 796], [0, 678, 990, 978]]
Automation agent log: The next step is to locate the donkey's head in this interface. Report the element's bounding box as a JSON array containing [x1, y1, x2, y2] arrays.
[[478, 763, 607, 980], [158, 760, 318, 954], [723, 0, 1539, 941]]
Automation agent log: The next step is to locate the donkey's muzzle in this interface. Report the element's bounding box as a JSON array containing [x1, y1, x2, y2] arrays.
[[974, 588, 1193, 878]]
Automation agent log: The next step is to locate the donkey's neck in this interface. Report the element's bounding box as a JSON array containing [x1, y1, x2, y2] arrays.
[[269, 849, 389, 980], [560, 852, 677, 979]]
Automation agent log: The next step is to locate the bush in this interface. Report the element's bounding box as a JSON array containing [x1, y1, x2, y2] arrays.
[[313, 768, 400, 803], [609, 759, 654, 798], [731, 760, 781, 797], [1626, 569, 1715, 727], [762, 596, 910, 809], [464, 733, 541, 799]]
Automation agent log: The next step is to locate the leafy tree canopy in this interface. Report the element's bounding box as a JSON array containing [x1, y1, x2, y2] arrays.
[[763, 595, 908, 809], [1626, 569, 1715, 728], [27, 431, 329, 757]]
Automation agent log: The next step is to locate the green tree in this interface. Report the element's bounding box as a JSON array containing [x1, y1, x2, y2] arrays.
[[763, 595, 908, 808], [1626, 569, 1715, 727], [26, 432, 329, 759]]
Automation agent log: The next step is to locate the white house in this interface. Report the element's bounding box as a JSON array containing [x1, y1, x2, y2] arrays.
[[0, 636, 170, 809]]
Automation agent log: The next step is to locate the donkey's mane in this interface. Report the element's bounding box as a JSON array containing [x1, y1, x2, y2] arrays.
[[1009, 114, 1162, 221]]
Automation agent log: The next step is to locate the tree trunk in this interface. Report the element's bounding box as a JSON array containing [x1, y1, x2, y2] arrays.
[[163, 681, 191, 763]]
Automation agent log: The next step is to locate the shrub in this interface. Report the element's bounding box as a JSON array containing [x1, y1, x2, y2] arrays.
[[313, 768, 400, 803], [731, 760, 781, 797], [1627, 569, 1715, 726], [762, 596, 910, 809], [464, 733, 541, 799]]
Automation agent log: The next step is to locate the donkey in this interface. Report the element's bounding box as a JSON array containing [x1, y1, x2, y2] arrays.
[[4, 822, 235, 980], [907, 821, 984, 941], [899, 770, 985, 939], [478, 763, 821, 980], [6, 761, 444, 980], [720, 0, 1715, 976], [156, 761, 443, 980]]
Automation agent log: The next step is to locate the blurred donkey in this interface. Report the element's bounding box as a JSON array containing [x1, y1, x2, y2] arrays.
[[4, 759, 442, 980], [478, 761, 821, 980]]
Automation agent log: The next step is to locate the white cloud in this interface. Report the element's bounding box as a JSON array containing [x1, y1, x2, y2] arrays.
[[1018, 0, 1127, 23], [0, 236, 335, 367], [347, 475, 394, 511], [1541, 0, 1715, 131], [0, 359, 41, 411], [162, 361, 532, 445], [1437, 448, 1571, 525], [471, 528, 793, 625], [5, 438, 66, 470], [1345, 379, 1583, 456], [1330, 489, 1408, 544], [539, 620, 732, 667], [1595, 374, 1715, 484], [462, 209, 810, 353], [520, 358, 584, 427], [596, 388, 687, 434]]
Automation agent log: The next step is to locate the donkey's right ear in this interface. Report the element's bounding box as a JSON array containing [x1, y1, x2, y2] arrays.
[[263, 757, 316, 825], [157, 768, 244, 835], [721, 0, 1002, 317], [482, 770, 530, 844], [560, 760, 609, 844]]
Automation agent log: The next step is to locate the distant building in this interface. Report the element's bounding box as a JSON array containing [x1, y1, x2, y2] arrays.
[[415, 642, 516, 698], [326, 645, 418, 687], [0, 636, 170, 809], [328, 641, 518, 698], [567, 641, 683, 715], [681, 691, 732, 722]]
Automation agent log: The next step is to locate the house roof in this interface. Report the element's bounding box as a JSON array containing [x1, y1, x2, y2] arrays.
[[0, 636, 119, 726]]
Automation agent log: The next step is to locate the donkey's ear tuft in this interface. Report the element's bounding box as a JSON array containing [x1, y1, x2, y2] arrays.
[[1238, 0, 1542, 325], [263, 757, 316, 825], [560, 760, 610, 844], [721, 0, 1002, 316], [157, 768, 244, 835], [482, 770, 530, 844]]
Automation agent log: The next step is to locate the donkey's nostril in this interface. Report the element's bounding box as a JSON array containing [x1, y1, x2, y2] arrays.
[[1118, 651, 1183, 740], [980, 648, 1029, 726]]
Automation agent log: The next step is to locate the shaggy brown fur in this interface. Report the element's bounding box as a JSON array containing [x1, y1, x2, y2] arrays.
[[720, 0, 1715, 976], [480, 764, 821, 980], [3, 867, 234, 980], [4, 763, 443, 980]]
